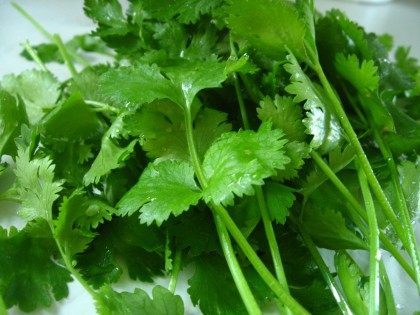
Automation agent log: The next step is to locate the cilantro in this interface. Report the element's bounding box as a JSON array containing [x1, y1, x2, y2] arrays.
[[2, 1, 419, 313]]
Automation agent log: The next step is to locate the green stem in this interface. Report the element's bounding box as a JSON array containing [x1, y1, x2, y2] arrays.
[[48, 223, 97, 298], [52, 34, 78, 78], [357, 166, 380, 315], [378, 262, 397, 315], [214, 215, 262, 315], [183, 110, 261, 314], [373, 130, 420, 292], [22, 40, 50, 73], [229, 54, 290, 310], [314, 65, 408, 251], [310, 151, 415, 281], [294, 217, 353, 315], [168, 250, 182, 293], [85, 100, 120, 114], [13, 3, 90, 68], [184, 110, 308, 314], [256, 188, 289, 292]]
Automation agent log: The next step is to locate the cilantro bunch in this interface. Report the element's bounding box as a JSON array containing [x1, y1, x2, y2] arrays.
[[1, 0, 419, 314]]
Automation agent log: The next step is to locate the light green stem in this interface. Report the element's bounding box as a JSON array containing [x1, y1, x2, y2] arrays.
[[310, 151, 415, 281], [295, 217, 353, 315], [357, 166, 380, 315], [168, 250, 182, 293], [184, 111, 261, 314], [22, 40, 50, 73], [378, 262, 397, 315], [314, 65, 408, 251], [52, 34, 78, 78], [373, 130, 420, 292], [184, 110, 308, 314]]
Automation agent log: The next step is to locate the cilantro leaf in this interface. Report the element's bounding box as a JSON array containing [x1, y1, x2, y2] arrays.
[[275, 141, 310, 180], [202, 122, 290, 205], [335, 54, 379, 93], [228, 0, 307, 61], [125, 102, 231, 161], [141, 0, 223, 24], [54, 190, 114, 258], [188, 254, 248, 315], [0, 89, 27, 156], [1, 70, 60, 125], [98, 65, 181, 108], [95, 285, 184, 315], [77, 216, 164, 288], [117, 160, 202, 225], [84, 114, 137, 185], [264, 183, 295, 225], [284, 53, 342, 153], [257, 95, 306, 142], [43, 93, 103, 141], [15, 145, 63, 221], [84, 0, 128, 36], [0, 222, 72, 312], [302, 183, 367, 250]]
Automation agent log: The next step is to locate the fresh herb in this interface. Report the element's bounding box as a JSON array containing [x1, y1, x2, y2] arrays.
[[1, 0, 419, 314]]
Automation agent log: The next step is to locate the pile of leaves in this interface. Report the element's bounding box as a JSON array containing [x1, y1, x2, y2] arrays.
[[1, 0, 419, 314]]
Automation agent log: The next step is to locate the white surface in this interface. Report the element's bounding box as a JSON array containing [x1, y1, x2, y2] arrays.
[[0, 0, 419, 314]]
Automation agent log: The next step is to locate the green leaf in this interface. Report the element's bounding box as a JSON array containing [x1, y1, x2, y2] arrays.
[[117, 160, 202, 225], [54, 190, 114, 258], [257, 95, 306, 142], [335, 54, 379, 93], [43, 93, 103, 141], [95, 285, 184, 315], [0, 222, 72, 312], [188, 254, 247, 315], [84, 114, 137, 185], [0, 89, 27, 156], [15, 145, 63, 221], [98, 64, 182, 108], [285, 53, 342, 153], [141, 0, 223, 24], [84, 0, 128, 36], [125, 102, 231, 161], [264, 183, 295, 225], [165, 58, 227, 108], [228, 0, 307, 61], [275, 141, 310, 180], [302, 183, 367, 250], [1, 70, 60, 125], [202, 122, 290, 205], [77, 216, 164, 288]]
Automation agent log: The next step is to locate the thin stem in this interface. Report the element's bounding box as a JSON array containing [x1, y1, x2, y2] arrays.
[[85, 100, 120, 114], [239, 73, 264, 104], [256, 188, 289, 291], [48, 223, 97, 298], [211, 202, 309, 314], [357, 166, 380, 315], [13, 3, 90, 68], [168, 250, 182, 293], [214, 215, 262, 315], [229, 52, 290, 310], [52, 34, 78, 78], [378, 262, 397, 315], [314, 65, 408, 251], [183, 110, 308, 314], [373, 130, 420, 292], [22, 40, 50, 73], [294, 217, 353, 315], [310, 151, 415, 281], [184, 110, 261, 314], [12, 2, 53, 40]]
